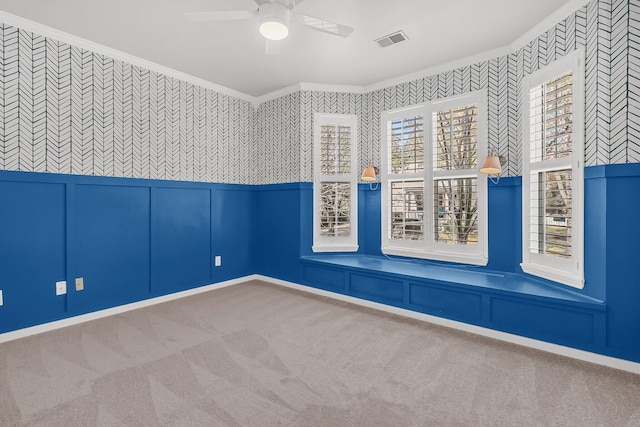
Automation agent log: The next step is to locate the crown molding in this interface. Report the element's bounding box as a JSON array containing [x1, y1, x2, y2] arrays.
[[362, 45, 512, 94], [0, 0, 595, 108], [252, 83, 302, 108], [511, 0, 593, 50], [0, 10, 254, 104], [256, 0, 593, 103]]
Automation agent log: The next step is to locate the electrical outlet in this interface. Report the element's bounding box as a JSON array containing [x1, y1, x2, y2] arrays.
[[75, 277, 84, 291], [56, 281, 67, 296], [0, 290, 3, 306], [215, 256, 222, 267]]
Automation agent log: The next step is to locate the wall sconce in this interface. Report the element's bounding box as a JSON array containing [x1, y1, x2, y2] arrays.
[[361, 165, 379, 190], [479, 149, 504, 184]]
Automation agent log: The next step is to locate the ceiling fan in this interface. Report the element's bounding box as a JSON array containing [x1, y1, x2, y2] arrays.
[[186, 0, 353, 48]]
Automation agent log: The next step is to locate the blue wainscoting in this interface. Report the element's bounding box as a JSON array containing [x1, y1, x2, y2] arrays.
[[1, 164, 640, 364], [256, 165, 640, 363], [0, 171, 255, 333]]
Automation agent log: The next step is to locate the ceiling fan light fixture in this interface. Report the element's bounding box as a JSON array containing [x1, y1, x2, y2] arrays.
[[258, 2, 290, 40]]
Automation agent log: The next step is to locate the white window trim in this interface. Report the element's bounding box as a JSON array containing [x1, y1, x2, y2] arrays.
[[312, 113, 359, 253], [521, 49, 584, 289], [381, 91, 488, 265]]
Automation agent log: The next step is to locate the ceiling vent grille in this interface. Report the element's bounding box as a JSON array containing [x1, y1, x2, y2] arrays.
[[374, 30, 408, 48]]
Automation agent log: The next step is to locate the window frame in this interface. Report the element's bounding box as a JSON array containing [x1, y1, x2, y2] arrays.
[[521, 50, 585, 289], [312, 113, 359, 253], [381, 91, 488, 265]]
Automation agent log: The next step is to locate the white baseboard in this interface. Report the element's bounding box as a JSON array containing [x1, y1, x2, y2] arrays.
[[0, 275, 256, 345], [254, 274, 640, 376], [2, 273, 639, 376]]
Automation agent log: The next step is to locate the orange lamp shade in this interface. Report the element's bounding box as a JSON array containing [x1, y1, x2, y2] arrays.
[[479, 156, 501, 175], [361, 165, 377, 181]]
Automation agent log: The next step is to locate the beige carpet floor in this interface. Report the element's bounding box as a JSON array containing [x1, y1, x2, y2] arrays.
[[1, 280, 639, 426]]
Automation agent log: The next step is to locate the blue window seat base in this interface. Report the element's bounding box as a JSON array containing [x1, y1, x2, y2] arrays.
[[302, 254, 602, 305], [299, 254, 605, 352]]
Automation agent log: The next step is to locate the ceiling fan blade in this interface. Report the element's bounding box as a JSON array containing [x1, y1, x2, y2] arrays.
[[185, 11, 256, 22], [293, 13, 353, 37], [258, 0, 304, 8]]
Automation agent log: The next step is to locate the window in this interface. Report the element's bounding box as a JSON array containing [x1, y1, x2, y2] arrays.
[[381, 92, 488, 265], [522, 50, 584, 288], [313, 113, 358, 252]]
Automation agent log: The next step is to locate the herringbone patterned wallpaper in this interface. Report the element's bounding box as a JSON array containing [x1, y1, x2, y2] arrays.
[[258, 0, 640, 183], [0, 26, 253, 184], [0, 0, 638, 184]]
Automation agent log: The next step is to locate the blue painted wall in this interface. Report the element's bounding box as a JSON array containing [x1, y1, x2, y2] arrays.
[[0, 171, 254, 333], [1, 164, 639, 363]]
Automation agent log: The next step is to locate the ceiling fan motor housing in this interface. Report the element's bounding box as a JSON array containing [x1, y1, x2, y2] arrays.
[[258, 2, 290, 40]]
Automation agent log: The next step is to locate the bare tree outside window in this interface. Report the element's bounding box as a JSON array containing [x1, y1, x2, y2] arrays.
[[433, 105, 478, 246], [319, 124, 352, 238], [320, 182, 351, 237]]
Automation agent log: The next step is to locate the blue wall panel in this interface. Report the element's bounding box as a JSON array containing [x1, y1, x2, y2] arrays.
[[490, 297, 595, 347], [212, 187, 254, 281], [154, 187, 211, 294], [601, 166, 640, 360], [583, 173, 607, 301], [359, 185, 382, 256], [255, 183, 304, 282], [486, 178, 521, 272], [302, 265, 346, 292], [0, 180, 66, 332], [73, 184, 151, 313], [409, 282, 483, 322], [350, 273, 403, 303]]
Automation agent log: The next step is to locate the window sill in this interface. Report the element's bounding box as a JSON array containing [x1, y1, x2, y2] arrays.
[[382, 245, 488, 266], [520, 262, 584, 290], [312, 244, 359, 253]]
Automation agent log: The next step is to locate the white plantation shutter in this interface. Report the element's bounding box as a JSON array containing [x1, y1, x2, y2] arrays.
[[387, 111, 425, 243], [522, 51, 584, 288], [313, 114, 358, 252], [381, 92, 488, 265]]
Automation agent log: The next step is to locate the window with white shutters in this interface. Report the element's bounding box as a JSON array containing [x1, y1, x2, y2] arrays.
[[522, 50, 584, 288], [313, 114, 358, 252], [381, 92, 488, 265]]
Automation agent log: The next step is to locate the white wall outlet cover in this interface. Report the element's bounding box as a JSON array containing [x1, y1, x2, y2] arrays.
[[55, 280, 67, 296], [215, 256, 222, 267], [0, 290, 3, 306]]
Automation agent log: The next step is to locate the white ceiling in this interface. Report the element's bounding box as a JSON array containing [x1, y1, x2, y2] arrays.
[[0, 0, 579, 97]]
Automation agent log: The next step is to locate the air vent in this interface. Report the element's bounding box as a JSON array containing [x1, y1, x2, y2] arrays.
[[374, 30, 408, 48]]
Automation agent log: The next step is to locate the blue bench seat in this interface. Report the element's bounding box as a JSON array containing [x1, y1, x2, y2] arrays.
[[299, 254, 605, 352]]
